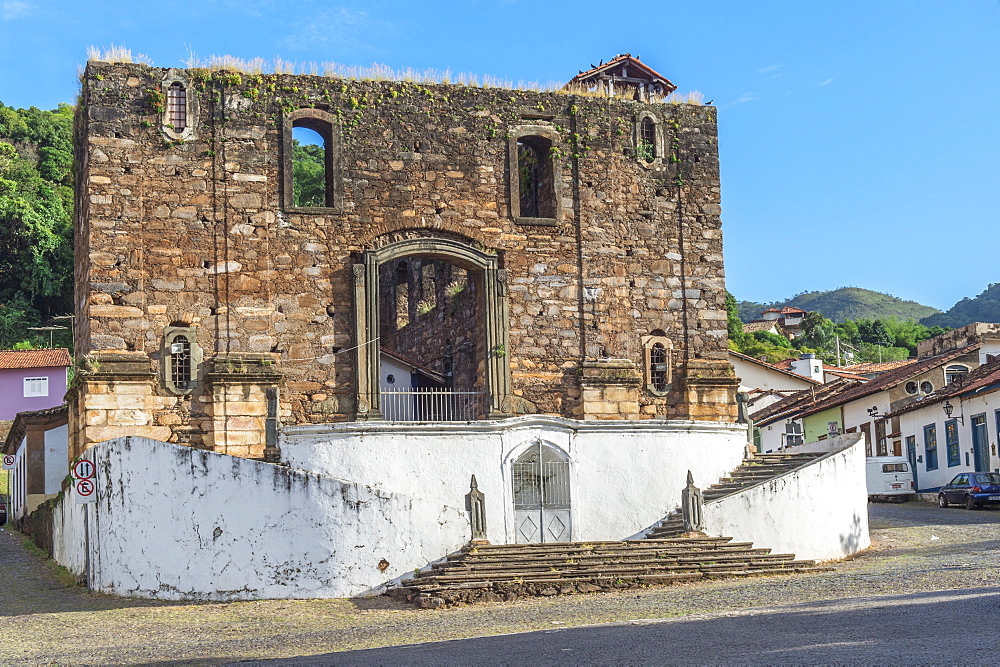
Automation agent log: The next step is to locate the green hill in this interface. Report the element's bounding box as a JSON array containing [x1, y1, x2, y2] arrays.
[[922, 283, 1000, 328], [738, 287, 940, 323]]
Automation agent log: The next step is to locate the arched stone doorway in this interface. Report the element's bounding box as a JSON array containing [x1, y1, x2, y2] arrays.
[[352, 237, 511, 421], [512, 439, 572, 543]]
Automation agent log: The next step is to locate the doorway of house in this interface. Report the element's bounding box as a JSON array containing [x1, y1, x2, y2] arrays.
[[377, 256, 485, 421], [512, 440, 572, 543], [971, 413, 989, 472]]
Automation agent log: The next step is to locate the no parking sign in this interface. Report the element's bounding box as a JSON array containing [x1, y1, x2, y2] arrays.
[[73, 458, 97, 504], [1, 454, 14, 470]]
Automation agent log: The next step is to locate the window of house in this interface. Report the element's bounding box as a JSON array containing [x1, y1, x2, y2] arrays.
[[167, 82, 187, 131], [517, 136, 555, 219], [945, 418, 960, 467], [638, 117, 656, 162], [163, 326, 202, 395], [23, 377, 48, 397], [160, 72, 197, 141], [642, 332, 672, 395], [905, 381, 918, 395], [283, 109, 341, 212], [924, 423, 938, 471], [860, 422, 872, 457], [945, 365, 969, 385], [920, 381, 934, 394], [508, 126, 560, 225], [875, 420, 888, 457]]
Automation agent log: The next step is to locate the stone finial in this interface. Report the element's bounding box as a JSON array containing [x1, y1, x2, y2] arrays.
[[467, 474, 488, 543], [681, 469, 704, 533]]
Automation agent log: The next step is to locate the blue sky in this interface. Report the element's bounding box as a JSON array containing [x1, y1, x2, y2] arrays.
[[1, 0, 998, 311]]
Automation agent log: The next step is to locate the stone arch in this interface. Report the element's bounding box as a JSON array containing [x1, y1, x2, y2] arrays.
[[352, 236, 511, 420]]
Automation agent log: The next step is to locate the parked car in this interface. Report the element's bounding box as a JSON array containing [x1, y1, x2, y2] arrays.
[[0, 495, 6, 524], [938, 472, 1000, 510], [866, 456, 915, 502]]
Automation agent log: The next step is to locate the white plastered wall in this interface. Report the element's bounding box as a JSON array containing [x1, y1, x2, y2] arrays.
[[280, 416, 748, 544], [703, 433, 870, 561]]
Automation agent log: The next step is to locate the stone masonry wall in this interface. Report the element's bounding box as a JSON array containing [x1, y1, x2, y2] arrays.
[[75, 62, 736, 455]]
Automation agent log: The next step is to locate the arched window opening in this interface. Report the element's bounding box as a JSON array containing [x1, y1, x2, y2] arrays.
[[292, 124, 328, 207], [167, 82, 187, 131], [945, 365, 969, 385], [650, 343, 669, 391], [517, 135, 555, 219], [639, 117, 656, 162]]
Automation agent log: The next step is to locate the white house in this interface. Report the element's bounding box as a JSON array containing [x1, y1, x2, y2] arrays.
[[887, 358, 1000, 492]]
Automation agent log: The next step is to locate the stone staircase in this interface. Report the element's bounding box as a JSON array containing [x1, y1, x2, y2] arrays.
[[394, 535, 829, 608], [393, 450, 831, 608], [647, 451, 825, 539]]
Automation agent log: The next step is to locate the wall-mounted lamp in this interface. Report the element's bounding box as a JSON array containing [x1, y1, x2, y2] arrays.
[[942, 400, 964, 424], [867, 406, 880, 419]]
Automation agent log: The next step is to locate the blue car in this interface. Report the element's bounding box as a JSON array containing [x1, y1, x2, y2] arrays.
[[938, 472, 1000, 510]]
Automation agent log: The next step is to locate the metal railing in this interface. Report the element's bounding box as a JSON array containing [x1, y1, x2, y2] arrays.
[[380, 388, 487, 422]]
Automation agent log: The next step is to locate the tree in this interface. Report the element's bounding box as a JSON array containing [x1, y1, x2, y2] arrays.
[[292, 141, 326, 207], [726, 291, 746, 349]]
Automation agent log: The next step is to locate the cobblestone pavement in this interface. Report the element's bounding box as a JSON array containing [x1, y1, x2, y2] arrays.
[[1, 501, 998, 665]]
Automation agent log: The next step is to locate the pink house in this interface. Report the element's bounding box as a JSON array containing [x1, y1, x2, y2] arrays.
[[0, 349, 71, 421]]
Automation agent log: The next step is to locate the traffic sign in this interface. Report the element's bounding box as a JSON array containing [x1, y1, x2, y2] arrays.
[[1, 454, 15, 470], [75, 478, 96, 504], [73, 459, 95, 480]]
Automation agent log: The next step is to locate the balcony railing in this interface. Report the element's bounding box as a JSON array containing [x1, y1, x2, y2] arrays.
[[380, 388, 487, 422]]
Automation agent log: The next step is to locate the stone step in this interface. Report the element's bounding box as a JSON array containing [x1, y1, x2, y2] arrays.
[[438, 548, 780, 569], [429, 554, 791, 578]]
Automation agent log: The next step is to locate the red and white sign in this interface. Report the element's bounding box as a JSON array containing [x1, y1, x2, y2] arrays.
[[75, 478, 97, 504], [1, 454, 15, 470], [73, 459, 96, 480]]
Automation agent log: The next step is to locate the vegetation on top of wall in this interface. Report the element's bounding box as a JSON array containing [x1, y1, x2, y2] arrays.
[[86, 48, 705, 104]]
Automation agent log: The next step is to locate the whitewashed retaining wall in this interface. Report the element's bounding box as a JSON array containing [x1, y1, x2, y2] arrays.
[[704, 433, 870, 561], [281, 416, 748, 544], [51, 436, 468, 600]]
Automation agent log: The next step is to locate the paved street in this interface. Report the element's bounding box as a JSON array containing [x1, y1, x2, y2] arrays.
[[1, 501, 998, 664]]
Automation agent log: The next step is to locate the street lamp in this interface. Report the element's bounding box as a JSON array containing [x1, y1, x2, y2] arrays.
[[942, 400, 964, 424]]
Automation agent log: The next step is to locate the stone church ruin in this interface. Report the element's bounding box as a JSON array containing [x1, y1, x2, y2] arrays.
[[70, 54, 738, 459]]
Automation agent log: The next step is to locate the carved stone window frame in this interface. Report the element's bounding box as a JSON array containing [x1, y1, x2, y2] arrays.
[[508, 124, 561, 227], [634, 111, 664, 169], [642, 333, 673, 395], [353, 237, 511, 420], [161, 70, 197, 142], [163, 325, 204, 395], [281, 108, 343, 214]]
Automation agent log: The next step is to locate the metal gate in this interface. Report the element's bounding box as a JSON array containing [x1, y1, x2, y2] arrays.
[[512, 440, 571, 543]]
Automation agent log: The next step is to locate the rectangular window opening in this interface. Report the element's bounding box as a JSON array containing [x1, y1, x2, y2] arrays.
[[23, 377, 48, 397]]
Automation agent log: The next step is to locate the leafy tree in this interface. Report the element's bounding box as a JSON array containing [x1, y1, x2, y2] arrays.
[[0, 102, 74, 349], [292, 140, 326, 207], [726, 291, 746, 348]]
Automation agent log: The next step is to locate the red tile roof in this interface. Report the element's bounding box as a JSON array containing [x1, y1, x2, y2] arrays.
[[0, 348, 71, 370], [841, 359, 918, 374], [754, 343, 981, 426], [886, 357, 1000, 419], [568, 54, 676, 92]]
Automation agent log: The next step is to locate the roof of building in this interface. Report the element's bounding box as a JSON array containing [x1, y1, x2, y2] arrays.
[[886, 358, 1000, 419], [742, 320, 782, 334], [568, 54, 676, 92], [761, 306, 808, 315], [751, 378, 862, 425], [841, 359, 918, 375], [2, 403, 68, 454], [754, 343, 982, 426], [729, 351, 822, 385], [0, 348, 71, 370]]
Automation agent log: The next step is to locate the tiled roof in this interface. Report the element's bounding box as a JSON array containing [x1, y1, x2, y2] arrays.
[[742, 320, 781, 333], [886, 357, 1000, 419], [729, 351, 821, 385], [568, 54, 676, 91], [841, 359, 918, 375], [751, 378, 860, 425], [0, 348, 71, 370], [759, 343, 982, 425]]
